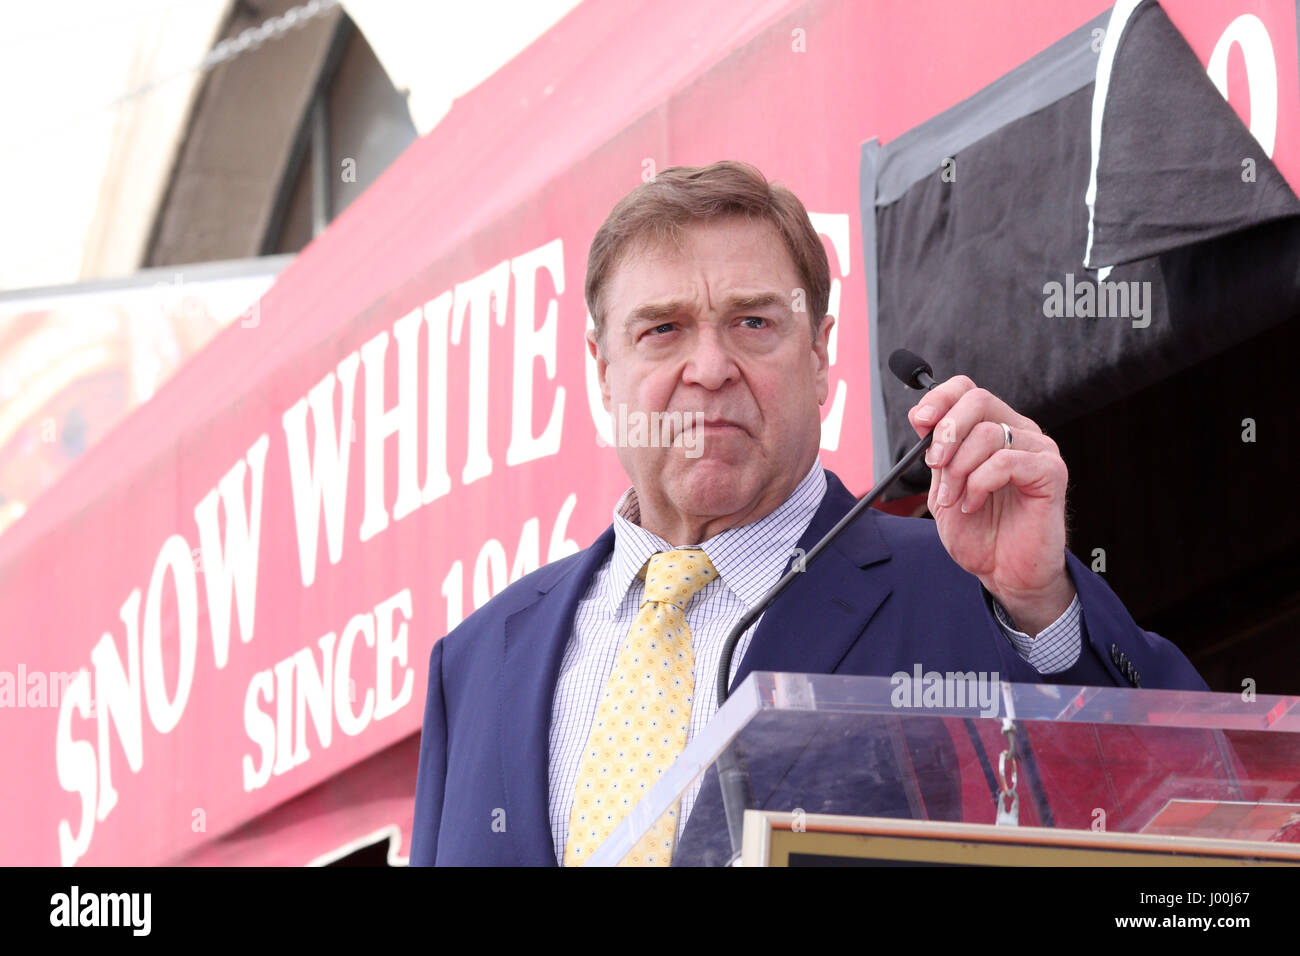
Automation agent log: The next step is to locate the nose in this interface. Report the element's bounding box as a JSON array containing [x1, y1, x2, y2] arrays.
[[681, 326, 739, 390]]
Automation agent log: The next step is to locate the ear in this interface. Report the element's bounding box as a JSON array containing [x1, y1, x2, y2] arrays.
[[586, 325, 612, 412], [812, 313, 834, 406]]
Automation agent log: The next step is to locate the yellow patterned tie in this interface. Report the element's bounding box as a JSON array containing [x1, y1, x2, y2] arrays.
[[564, 548, 718, 866]]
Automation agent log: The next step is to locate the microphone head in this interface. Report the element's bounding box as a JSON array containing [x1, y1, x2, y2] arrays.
[[888, 349, 933, 390]]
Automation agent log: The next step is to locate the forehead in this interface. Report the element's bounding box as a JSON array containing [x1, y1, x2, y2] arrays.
[[604, 216, 800, 315]]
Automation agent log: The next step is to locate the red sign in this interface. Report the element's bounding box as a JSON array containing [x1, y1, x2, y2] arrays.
[[2, 0, 1296, 866]]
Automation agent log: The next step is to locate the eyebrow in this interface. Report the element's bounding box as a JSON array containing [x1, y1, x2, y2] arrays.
[[725, 291, 787, 313], [623, 291, 787, 330]]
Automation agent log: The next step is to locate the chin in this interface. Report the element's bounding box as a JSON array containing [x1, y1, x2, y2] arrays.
[[669, 456, 760, 516]]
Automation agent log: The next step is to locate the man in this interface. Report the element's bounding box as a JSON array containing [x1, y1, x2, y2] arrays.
[[410, 160, 1207, 867]]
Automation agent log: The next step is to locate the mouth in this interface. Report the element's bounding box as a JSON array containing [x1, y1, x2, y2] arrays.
[[693, 418, 749, 437], [646, 411, 752, 446]]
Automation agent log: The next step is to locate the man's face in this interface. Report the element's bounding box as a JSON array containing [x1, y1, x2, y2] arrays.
[[587, 215, 834, 542]]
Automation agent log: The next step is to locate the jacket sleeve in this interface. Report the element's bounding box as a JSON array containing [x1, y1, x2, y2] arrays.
[[409, 636, 448, 866]]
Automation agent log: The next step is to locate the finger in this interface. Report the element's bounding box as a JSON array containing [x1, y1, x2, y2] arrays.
[[927, 456, 941, 515], [907, 374, 976, 437], [960, 449, 1067, 514], [933, 423, 1057, 509], [925, 386, 1044, 469]]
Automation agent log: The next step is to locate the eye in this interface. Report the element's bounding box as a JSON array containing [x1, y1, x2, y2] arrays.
[[740, 316, 768, 329], [650, 322, 675, 334]]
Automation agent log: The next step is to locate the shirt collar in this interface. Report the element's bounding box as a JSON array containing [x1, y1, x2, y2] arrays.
[[603, 457, 827, 613]]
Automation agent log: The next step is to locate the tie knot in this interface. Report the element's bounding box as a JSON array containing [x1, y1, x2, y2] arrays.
[[638, 548, 718, 611]]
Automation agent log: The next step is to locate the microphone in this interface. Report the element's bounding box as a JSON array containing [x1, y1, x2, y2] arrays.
[[888, 348, 937, 391], [707, 349, 941, 862]]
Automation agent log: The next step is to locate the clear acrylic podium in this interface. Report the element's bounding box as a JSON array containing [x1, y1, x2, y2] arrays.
[[585, 673, 1300, 866]]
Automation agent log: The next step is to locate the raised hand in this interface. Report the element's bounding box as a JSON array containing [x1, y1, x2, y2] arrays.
[[907, 376, 1076, 635]]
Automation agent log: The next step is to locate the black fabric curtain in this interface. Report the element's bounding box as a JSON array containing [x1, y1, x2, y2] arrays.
[[864, 0, 1300, 499]]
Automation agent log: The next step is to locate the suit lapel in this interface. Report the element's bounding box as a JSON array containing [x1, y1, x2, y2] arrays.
[[499, 526, 616, 866], [730, 470, 893, 692]]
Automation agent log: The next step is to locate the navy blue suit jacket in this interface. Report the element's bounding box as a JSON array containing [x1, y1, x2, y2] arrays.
[[409, 470, 1208, 866]]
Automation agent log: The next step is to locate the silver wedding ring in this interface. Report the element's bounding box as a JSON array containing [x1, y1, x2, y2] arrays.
[[1000, 422, 1013, 448]]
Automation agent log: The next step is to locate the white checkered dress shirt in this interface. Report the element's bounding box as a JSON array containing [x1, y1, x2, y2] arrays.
[[545, 458, 1082, 864]]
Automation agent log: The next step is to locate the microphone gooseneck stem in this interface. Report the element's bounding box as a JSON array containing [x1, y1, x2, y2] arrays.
[[714, 415, 935, 706]]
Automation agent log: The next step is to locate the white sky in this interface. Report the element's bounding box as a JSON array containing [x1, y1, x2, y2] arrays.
[[0, 0, 582, 293]]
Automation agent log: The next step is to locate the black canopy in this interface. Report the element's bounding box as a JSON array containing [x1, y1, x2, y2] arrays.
[[861, 0, 1300, 497]]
